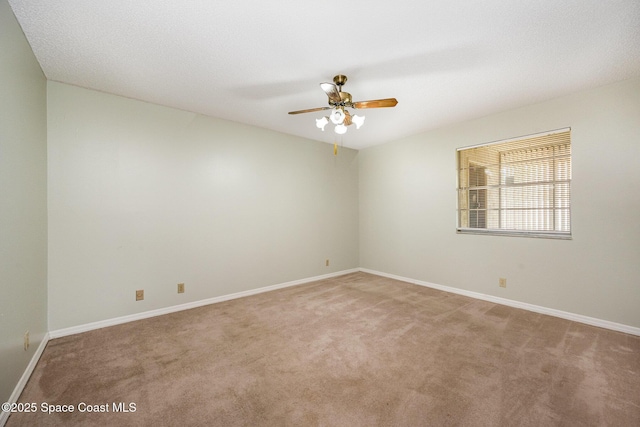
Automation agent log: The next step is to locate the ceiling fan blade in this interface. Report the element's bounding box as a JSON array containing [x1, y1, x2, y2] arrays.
[[320, 82, 342, 104], [353, 98, 398, 109], [288, 106, 331, 115]]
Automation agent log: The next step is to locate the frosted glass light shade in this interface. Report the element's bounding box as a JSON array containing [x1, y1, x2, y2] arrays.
[[352, 114, 365, 129], [334, 124, 347, 135], [315, 116, 329, 131], [330, 109, 345, 125]]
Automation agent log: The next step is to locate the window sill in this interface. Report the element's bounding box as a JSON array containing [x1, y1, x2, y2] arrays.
[[456, 228, 572, 240]]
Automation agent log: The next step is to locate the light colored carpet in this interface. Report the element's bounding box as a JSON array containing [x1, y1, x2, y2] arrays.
[[6, 272, 640, 426]]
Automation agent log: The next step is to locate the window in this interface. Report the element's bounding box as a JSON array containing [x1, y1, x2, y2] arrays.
[[457, 128, 571, 238]]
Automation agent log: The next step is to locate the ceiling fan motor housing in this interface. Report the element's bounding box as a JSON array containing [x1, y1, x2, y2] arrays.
[[334, 91, 352, 106]]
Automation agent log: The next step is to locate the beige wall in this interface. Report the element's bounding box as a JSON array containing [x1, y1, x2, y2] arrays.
[[0, 0, 48, 402], [47, 82, 360, 330], [359, 77, 640, 328]]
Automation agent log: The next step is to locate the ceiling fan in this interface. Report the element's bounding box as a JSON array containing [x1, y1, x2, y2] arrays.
[[288, 75, 398, 134]]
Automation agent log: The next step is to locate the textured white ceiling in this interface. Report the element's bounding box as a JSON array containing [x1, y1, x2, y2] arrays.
[[8, 0, 640, 149]]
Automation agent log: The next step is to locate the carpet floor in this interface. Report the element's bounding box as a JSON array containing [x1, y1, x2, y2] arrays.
[[6, 272, 640, 426]]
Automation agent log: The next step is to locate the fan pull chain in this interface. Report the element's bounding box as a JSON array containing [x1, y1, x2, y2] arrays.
[[334, 142, 338, 156], [333, 135, 343, 156]]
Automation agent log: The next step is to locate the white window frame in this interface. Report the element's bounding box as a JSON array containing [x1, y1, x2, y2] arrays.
[[456, 128, 572, 239]]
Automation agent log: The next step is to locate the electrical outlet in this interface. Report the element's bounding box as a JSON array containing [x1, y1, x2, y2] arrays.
[[326, 259, 330, 267], [178, 283, 185, 294], [499, 278, 507, 288], [136, 290, 144, 301], [24, 331, 29, 351]]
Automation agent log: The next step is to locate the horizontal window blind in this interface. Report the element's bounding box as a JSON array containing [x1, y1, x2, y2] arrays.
[[457, 128, 571, 238]]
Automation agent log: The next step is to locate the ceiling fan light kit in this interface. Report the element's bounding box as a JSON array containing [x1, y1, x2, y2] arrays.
[[289, 75, 398, 135]]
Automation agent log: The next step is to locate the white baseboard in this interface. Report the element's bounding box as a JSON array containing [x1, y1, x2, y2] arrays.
[[0, 333, 50, 427], [360, 268, 640, 337], [49, 268, 360, 339], [49, 267, 640, 339]]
